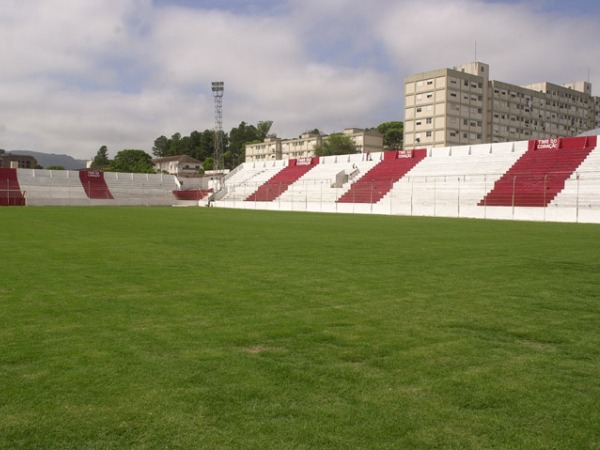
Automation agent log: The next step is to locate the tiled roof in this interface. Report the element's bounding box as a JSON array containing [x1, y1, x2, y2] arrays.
[[152, 155, 202, 164]]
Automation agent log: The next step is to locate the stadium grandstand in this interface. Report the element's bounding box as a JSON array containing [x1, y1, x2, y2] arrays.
[[2, 135, 600, 223]]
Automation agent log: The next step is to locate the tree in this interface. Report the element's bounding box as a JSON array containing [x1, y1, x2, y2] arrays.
[[199, 129, 215, 161], [169, 132, 184, 156], [47, 165, 65, 170], [377, 121, 404, 149], [91, 145, 110, 168], [384, 129, 403, 150], [227, 121, 260, 169], [152, 136, 170, 157], [256, 120, 273, 140], [203, 157, 214, 172], [313, 133, 359, 156], [187, 130, 206, 161], [110, 149, 155, 173]]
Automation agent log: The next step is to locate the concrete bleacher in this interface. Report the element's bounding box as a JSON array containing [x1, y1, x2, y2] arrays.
[[337, 150, 427, 204], [5, 136, 600, 223], [221, 160, 287, 202], [275, 153, 380, 205], [383, 141, 529, 217], [479, 136, 596, 207], [214, 136, 600, 223], [80, 171, 113, 199], [0, 168, 26, 206], [103, 172, 178, 206], [9, 169, 179, 206], [245, 157, 320, 202], [17, 169, 90, 206]]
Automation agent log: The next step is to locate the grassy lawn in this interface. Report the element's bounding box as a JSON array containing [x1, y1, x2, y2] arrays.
[[1, 207, 600, 449]]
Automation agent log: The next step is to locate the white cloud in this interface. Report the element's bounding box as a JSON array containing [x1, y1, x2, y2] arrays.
[[378, 0, 600, 87], [0, 0, 599, 160]]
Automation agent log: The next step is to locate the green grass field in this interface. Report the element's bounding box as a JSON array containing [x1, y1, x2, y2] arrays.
[[1, 207, 600, 449]]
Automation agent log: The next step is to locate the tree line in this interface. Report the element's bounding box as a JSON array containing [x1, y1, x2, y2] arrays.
[[90, 120, 403, 173]]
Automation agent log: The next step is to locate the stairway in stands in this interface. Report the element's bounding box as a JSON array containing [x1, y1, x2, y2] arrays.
[[79, 171, 114, 199], [337, 150, 427, 203], [246, 157, 319, 202], [479, 136, 596, 207], [0, 168, 26, 206]]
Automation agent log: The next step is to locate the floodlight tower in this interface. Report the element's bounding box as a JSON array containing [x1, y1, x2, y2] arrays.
[[212, 81, 224, 173]]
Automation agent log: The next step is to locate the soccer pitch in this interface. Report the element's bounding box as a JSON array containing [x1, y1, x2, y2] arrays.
[[1, 207, 600, 449]]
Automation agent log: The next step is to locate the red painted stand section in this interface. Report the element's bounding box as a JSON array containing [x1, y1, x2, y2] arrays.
[[0, 168, 26, 206], [337, 150, 427, 204], [173, 188, 213, 200], [479, 136, 596, 207], [79, 171, 114, 199], [246, 157, 319, 202]]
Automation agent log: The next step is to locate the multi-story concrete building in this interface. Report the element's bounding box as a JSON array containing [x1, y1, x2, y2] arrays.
[[0, 149, 37, 168], [404, 62, 600, 149], [244, 128, 383, 163]]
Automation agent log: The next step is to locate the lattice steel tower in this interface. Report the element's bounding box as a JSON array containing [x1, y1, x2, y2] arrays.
[[211, 81, 224, 172]]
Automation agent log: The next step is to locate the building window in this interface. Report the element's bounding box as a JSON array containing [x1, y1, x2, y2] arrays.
[[426, 118, 432, 124], [426, 131, 432, 137]]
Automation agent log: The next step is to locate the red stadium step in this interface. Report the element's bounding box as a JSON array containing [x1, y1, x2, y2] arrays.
[[79, 170, 114, 199], [0, 168, 26, 206], [173, 188, 213, 200], [479, 136, 596, 207], [337, 150, 426, 204], [246, 157, 319, 202]]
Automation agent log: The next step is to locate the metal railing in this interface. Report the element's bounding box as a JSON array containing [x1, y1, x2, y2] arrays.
[[218, 170, 600, 221]]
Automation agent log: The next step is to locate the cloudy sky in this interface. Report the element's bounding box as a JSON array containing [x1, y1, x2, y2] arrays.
[[1, 0, 600, 160]]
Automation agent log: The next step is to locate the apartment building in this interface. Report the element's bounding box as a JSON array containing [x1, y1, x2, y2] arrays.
[[404, 62, 600, 149], [244, 133, 319, 163], [244, 129, 383, 163], [0, 149, 37, 168]]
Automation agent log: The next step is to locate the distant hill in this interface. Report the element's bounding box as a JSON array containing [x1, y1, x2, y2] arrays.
[[9, 151, 88, 170]]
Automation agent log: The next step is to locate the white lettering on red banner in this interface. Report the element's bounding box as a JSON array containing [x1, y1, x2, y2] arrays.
[[88, 171, 101, 177], [537, 138, 559, 150], [397, 150, 413, 158], [296, 157, 312, 166]]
